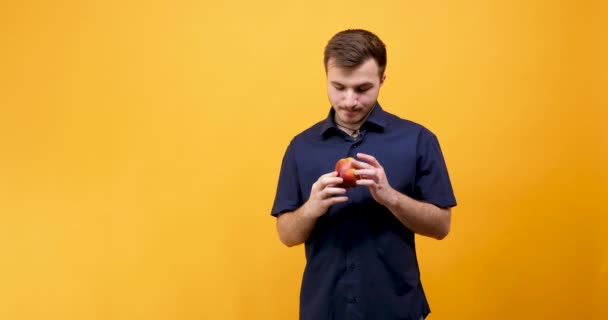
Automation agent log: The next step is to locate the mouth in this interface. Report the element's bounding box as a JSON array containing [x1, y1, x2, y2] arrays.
[[341, 108, 360, 114]]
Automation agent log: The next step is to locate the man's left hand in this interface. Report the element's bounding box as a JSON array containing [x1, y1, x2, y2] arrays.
[[353, 153, 397, 206]]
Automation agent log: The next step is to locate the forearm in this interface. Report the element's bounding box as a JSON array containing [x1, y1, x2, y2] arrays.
[[384, 189, 451, 240], [276, 204, 319, 247]]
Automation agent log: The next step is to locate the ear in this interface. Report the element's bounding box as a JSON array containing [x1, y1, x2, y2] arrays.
[[380, 74, 387, 86]]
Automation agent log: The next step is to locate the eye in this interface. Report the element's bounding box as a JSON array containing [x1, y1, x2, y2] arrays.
[[333, 84, 345, 91], [356, 85, 372, 93]]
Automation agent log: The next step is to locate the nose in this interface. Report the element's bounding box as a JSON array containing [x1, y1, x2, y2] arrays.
[[344, 90, 358, 108]]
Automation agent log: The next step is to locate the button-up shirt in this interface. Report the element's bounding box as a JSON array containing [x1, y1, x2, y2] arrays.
[[271, 103, 457, 320]]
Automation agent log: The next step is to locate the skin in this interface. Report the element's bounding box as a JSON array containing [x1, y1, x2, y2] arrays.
[[327, 58, 385, 133], [276, 58, 451, 247]]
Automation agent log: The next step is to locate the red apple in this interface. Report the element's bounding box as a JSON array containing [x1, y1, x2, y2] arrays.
[[335, 157, 359, 188]]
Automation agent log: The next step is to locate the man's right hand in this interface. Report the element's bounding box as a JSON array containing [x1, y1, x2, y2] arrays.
[[301, 171, 348, 219], [276, 171, 348, 247]]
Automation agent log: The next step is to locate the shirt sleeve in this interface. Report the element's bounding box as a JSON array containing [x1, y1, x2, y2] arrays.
[[414, 129, 457, 208], [270, 140, 303, 217]]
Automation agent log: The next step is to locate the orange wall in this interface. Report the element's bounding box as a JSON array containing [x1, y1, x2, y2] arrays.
[[1, 1, 606, 319]]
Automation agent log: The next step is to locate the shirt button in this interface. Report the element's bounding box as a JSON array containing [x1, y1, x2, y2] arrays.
[[352, 144, 358, 148], [349, 263, 356, 270], [349, 297, 358, 304]]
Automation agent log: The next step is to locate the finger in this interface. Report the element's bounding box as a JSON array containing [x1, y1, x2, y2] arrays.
[[354, 168, 375, 177], [356, 153, 381, 167], [350, 157, 371, 169], [356, 179, 376, 187], [320, 177, 344, 188], [324, 196, 348, 206], [322, 187, 347, 197], [320, 171, 339, 178], [352, 159, 377, 171], [313, 172, 342, 191]]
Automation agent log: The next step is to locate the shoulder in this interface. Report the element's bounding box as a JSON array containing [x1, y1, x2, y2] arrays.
[[381, 109, 436, 138], [290, 119, 327, 145]]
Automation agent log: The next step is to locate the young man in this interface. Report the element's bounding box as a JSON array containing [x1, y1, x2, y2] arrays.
[[271, 29, 457, 320]]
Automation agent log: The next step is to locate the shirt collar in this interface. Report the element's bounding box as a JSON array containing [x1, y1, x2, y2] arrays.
[[319, 102, 389, 137]]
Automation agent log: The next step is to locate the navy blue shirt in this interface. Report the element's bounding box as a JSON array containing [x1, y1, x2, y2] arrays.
[[271, 104, 457, 320]]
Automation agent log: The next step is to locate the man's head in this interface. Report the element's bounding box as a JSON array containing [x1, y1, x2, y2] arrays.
[[324, 29, 387, 78], [324, 29, 387, 127]]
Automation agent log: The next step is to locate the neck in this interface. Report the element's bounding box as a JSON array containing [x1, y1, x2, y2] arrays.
[[335, 122, 361, 137], [333, 104, 375, 137], [334, 118, 364, 131]]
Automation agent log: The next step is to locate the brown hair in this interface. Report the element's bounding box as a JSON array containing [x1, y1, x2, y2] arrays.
[[323, 29, 387, 77]]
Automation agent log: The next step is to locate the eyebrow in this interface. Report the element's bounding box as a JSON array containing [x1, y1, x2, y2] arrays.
[[330, 81, 374, 87]]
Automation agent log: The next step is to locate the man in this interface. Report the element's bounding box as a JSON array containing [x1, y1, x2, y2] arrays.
[[271, 29, 457, 320]]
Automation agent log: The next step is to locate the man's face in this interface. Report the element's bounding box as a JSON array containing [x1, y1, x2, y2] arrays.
[[326, 57, 385, 125]]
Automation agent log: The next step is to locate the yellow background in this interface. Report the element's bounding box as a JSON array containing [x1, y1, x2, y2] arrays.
[[1, 0, 606, 319]]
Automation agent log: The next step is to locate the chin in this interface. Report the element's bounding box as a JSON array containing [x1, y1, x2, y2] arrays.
[[338, 117, 359, 125], [338, 111, 362, 123]]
